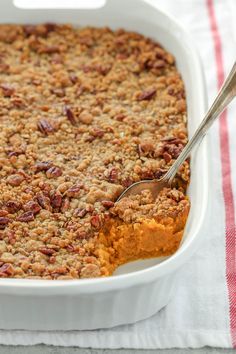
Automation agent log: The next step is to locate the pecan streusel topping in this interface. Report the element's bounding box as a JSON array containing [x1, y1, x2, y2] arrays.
[[0, 24, 190, 279]]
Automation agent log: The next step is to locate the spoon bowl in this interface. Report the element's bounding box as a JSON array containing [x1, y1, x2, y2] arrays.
[[117, 179, 167, 202]]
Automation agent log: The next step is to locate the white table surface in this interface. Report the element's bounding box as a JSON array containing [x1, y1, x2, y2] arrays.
[[0, 347, 234, 354]]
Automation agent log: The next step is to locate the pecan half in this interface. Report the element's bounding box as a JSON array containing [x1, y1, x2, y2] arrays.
[[6, 200, 22, 214], [163, 140, 184, 159], [163, 151, 172, 163], [36, 193, 51, 211], [17, 211, 34, 222], [0, 217, 10, 229], [67, 244, 74, 252], [152, 60, 166, 69], [39, 45, 60, 54], [18, 169, 30, 181], [91, 128, 105, 138], [23, 201, 41, 215], [39, 247, 56, 256], [67, 184, 83, 197], [7, 174, 24, 187], [34, 161, 53, 172], [90, 215, 102, 229], [0, 84, 15, 97], [0, 263, 14, 276], [50, 193, 63, 209], [23, 24, 56, 38], [108, 167, 119, 183], [74, 208, 87, 218], [137, 88, 156, 101], [122, 177, 133, 188], [37, 119, 54, 135], [7, 150, 24, 157], [46, 166, 62, 179], [23, 25, 36, 36], [101, 200, 114, 208], [76, 230, 90, 239], [61, 198, 70, 212], [115, 113, 126, 121], [64, 106, 76, 125]]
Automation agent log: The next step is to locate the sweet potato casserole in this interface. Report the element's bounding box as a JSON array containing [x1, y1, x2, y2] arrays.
[[0, 24, 190, 279]]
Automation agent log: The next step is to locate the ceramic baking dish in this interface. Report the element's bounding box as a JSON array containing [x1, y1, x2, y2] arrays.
[[0, 0, 208, 330]]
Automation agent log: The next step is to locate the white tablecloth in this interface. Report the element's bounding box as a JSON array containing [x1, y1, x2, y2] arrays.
[[0, 0, 236, 348]]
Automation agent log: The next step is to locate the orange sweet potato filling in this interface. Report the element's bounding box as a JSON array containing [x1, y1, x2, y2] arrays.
[[96, 202, 189, 275]]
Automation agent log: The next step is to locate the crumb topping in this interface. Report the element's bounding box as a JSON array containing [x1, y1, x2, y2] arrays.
[[0, 24, 190, 279]]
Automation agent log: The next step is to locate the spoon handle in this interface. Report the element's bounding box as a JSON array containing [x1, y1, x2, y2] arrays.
[[164, 61, 236, 183]]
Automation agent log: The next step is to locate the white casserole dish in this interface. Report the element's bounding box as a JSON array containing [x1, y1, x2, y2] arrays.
[[0, 0, 208, 330]]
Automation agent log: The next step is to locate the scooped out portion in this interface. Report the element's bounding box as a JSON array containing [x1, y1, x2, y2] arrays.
[[96, 188, 190, 276]]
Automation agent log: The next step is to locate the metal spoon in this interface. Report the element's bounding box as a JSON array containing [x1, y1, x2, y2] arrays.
[[117, 61, 236, 202]]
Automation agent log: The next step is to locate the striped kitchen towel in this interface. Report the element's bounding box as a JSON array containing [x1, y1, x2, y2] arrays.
[[0, 0, 235, 348]]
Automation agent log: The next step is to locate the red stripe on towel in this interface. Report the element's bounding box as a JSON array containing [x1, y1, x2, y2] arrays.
[[206, 0, 236, 347]]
